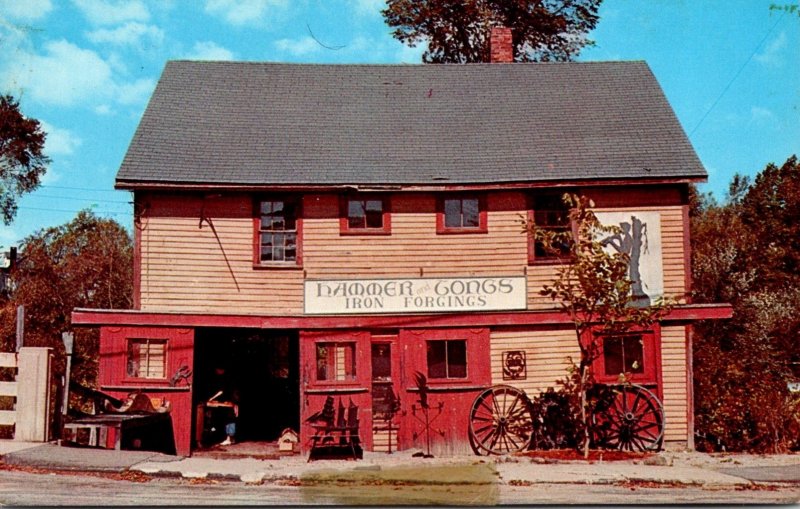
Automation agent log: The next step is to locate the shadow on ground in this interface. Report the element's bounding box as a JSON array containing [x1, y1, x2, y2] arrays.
[[299, 462, 500, 505]]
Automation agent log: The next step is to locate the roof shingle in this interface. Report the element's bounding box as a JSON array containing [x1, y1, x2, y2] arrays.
[[116, 61, 706, 187]]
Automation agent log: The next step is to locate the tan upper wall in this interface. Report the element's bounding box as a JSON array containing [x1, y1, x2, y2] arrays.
[[136, 186, 689, 314]]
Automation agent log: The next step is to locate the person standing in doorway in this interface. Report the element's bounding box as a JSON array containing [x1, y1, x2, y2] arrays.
[[208, 366, 239, 446]]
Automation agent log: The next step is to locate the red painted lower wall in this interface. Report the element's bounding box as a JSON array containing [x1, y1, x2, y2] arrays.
[[99, 326, 194, 456]]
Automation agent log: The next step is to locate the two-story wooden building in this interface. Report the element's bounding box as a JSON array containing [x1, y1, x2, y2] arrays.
[[73, 47, 730, 457]]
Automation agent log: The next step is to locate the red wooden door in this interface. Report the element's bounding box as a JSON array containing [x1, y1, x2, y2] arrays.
[[299, 330, 371, 451]]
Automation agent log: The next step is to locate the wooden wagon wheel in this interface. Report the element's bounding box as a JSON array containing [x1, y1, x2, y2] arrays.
[[468, 385, 533, 455], [591, 384, 664, 452]]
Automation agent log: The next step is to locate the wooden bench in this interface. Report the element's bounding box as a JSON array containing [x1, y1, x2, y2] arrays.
[[307, 397, 362, 461]]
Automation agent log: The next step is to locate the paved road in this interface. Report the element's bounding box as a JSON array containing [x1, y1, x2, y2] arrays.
[[715, 465, 800, 483], [0, 469, 798, 505]]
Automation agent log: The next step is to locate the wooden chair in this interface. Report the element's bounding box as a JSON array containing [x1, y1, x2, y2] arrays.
[[307, 397, 362, 461]]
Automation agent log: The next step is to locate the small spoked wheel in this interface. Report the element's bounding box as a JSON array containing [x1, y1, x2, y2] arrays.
[[592, 384, 664, 452], [468, 385, 533, 455]]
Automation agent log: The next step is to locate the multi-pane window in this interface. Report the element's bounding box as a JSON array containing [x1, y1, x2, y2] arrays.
[[259, 199, 298, 263], [427, 340, 467, 379], [347, 199, 384, 230], [602, 334, 645, 376], [531, 195, 573, 260], [444, 197, 480, 229], [126, 339, 166, 379], [316, 342, 356, 381]]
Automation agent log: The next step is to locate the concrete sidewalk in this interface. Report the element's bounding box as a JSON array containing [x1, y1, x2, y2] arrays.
[[0, 440, 796, 488]]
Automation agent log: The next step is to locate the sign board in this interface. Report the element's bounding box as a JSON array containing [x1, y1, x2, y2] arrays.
[[304, 276, 527, 315]]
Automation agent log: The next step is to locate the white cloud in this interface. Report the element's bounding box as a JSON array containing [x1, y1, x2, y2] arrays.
[[394, 42, 425, 64], [39, 121, 83, 156], [0, 0, 53, 20], [94, 104, 113, 115], [1, 39, 155, 109], [71, 0, 149, 25], [87, 22, 164, 48], [750, 106, 776, 126], [274, 36, 321, 57], [185, 41, 235, 61], [116, 78, 155, 105], [0, 226, 20, 247], [204, 0, 286, 27], [754, 31, 787, 67], [272, 33, 425, 64], [350, 0, 385, 17], [12, 39, 113, 106], [39, 168, 61, 185]]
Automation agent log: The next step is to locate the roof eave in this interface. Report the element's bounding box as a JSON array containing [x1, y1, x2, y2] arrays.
[[115, 175, 707, 193]]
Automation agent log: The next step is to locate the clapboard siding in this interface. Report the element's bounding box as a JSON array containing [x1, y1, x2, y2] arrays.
[[138, 190, 689, 314], [490, 327, 581, 397], [661, 325, 689, 444], [303, 193, 527, 279], [491, 325, 690, 445], [139, 194, 303, 313]]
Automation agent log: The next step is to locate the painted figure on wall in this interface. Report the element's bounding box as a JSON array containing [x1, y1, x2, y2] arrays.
[[600, 215, 654, 307]]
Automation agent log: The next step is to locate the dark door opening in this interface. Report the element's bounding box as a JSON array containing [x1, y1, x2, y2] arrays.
[[193, 329, 299, 447]]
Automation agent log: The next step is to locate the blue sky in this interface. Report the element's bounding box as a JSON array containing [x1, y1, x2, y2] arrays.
[[0, 0, 797, 248]]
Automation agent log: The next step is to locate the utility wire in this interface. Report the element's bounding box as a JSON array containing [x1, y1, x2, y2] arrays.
[[19, 206, 132, 216], [32, 194, 130, 204], [689, 10, 787, 138], [40, 184, 129, 193]]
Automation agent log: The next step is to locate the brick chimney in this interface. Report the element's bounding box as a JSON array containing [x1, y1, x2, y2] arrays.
[[490, 27, 513, 63]]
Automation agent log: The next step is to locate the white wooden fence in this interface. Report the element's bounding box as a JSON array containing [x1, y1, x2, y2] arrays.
[[0, 352, 18, 426], [0, 348, 53, 441]]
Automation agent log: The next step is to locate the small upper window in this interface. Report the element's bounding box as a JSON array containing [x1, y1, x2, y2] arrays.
[[438, 196, 486, 233], [258, 199, 298, 263], [316, 342, 357, 382], [531, 195, 573, 261], [341, 197, 390, 234], [427, 339, 467, 379], [126, 339, 167, 379]]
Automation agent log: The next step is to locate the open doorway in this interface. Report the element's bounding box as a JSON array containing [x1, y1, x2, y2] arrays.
[[193, 329, 299, 448]]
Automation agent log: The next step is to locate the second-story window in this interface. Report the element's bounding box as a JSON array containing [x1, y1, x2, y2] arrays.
[[438, 195, 487, 233], [530, 194, 573, 262], [341, 196, 391, 234], [258, 199, 298, 263]]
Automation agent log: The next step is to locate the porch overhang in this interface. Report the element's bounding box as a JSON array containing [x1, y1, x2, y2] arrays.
[[72, 303, 732, 330]]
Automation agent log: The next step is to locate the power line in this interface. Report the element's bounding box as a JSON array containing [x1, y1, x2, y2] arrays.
[[18, 206, 132, 217], [689, 10, 787, 138], [32, 194, 131, 204], [40, 184, 130, 194]]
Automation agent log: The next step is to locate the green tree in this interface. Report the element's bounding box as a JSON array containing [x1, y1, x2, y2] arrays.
[[0, 95, 50, 225], [691, 155, 800, 452], [382, 0, 602, 63], [0, 211, 133, 406], [530, 194, 672, 457]]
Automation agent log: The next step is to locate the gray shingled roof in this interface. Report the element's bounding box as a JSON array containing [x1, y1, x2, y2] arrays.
[[116, 61, 706, 187]]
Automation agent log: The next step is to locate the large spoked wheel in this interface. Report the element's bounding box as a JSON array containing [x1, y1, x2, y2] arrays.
[[591, 384, 664, 452], [468, 385, 533, 455]]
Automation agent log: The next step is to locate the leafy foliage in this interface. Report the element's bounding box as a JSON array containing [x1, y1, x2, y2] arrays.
[[0, 95, 50, 225], [0, 211, 133, 410], [691, 155, 800, 452], [528, 194, 672, 455], [382, 0, 602, 63]]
